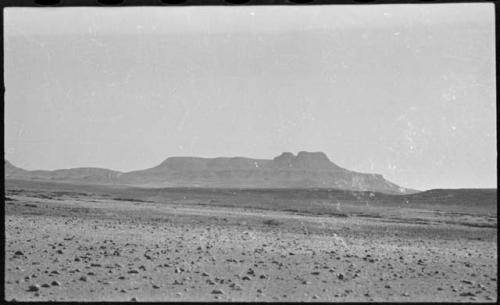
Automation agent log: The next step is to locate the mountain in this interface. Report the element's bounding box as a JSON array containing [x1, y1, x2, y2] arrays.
[[5, 160, 27, 176], [5, 161, 121, 184], [4, 152, 417, 194]]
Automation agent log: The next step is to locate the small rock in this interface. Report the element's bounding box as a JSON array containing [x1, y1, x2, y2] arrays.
[[14, 251, 24, 256], [211, 289, 224, 294], [41, 283, 50, 288], [28, 284, 40, 292], [460, 292, 476, 297], [51, 281, 61, 286], [79, 276, 87, 282]]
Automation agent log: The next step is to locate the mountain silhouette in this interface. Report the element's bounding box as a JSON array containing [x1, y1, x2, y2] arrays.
[[5, 152, 417, 194]]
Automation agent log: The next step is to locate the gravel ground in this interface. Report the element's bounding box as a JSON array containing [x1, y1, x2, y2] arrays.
[[4, 191, 497, 302]]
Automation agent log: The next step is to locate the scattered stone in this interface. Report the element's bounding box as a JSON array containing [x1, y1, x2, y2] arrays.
[[460, 292, 476, 297], [28, 284, 40, 292], [211, 289, 224, 294], [41, 283, 50, 288], [229, 283, 242, 290], [51, 281, 61, 286], [79, 276, 87, 282]]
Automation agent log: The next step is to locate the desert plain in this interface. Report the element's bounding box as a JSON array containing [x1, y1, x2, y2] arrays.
[[4, 180, 497, 302]]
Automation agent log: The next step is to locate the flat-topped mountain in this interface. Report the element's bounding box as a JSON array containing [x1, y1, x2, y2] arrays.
[[5, 152, 416, 194]]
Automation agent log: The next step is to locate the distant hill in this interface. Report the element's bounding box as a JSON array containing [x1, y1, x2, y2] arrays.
[[402, 188, 498, 210], [4, 152, 417, 194], [5, 160, 121, 184]]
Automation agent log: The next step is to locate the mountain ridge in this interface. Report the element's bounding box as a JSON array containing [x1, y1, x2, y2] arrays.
[[4, 152, 418, 194]]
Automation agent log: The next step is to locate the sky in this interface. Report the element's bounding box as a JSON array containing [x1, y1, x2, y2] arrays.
[[3, 4, 496, 191]]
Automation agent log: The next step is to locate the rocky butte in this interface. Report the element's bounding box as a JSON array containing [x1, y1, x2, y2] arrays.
[[5, 152, 416, 194]]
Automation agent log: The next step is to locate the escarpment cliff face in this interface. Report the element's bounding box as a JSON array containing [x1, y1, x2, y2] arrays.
[[5, 152, 414, 194]]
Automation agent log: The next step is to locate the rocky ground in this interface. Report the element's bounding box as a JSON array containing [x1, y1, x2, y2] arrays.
[[4, 189, 497, 302]]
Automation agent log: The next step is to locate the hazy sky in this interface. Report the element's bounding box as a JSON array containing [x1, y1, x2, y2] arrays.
[[4, 4, 496, 190]]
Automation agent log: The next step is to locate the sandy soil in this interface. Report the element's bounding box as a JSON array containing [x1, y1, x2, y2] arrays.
[[4, 190, 497, 302]]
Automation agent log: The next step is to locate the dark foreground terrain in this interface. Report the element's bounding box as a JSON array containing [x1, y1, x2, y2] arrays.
[[4, 180, 497, 302]]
